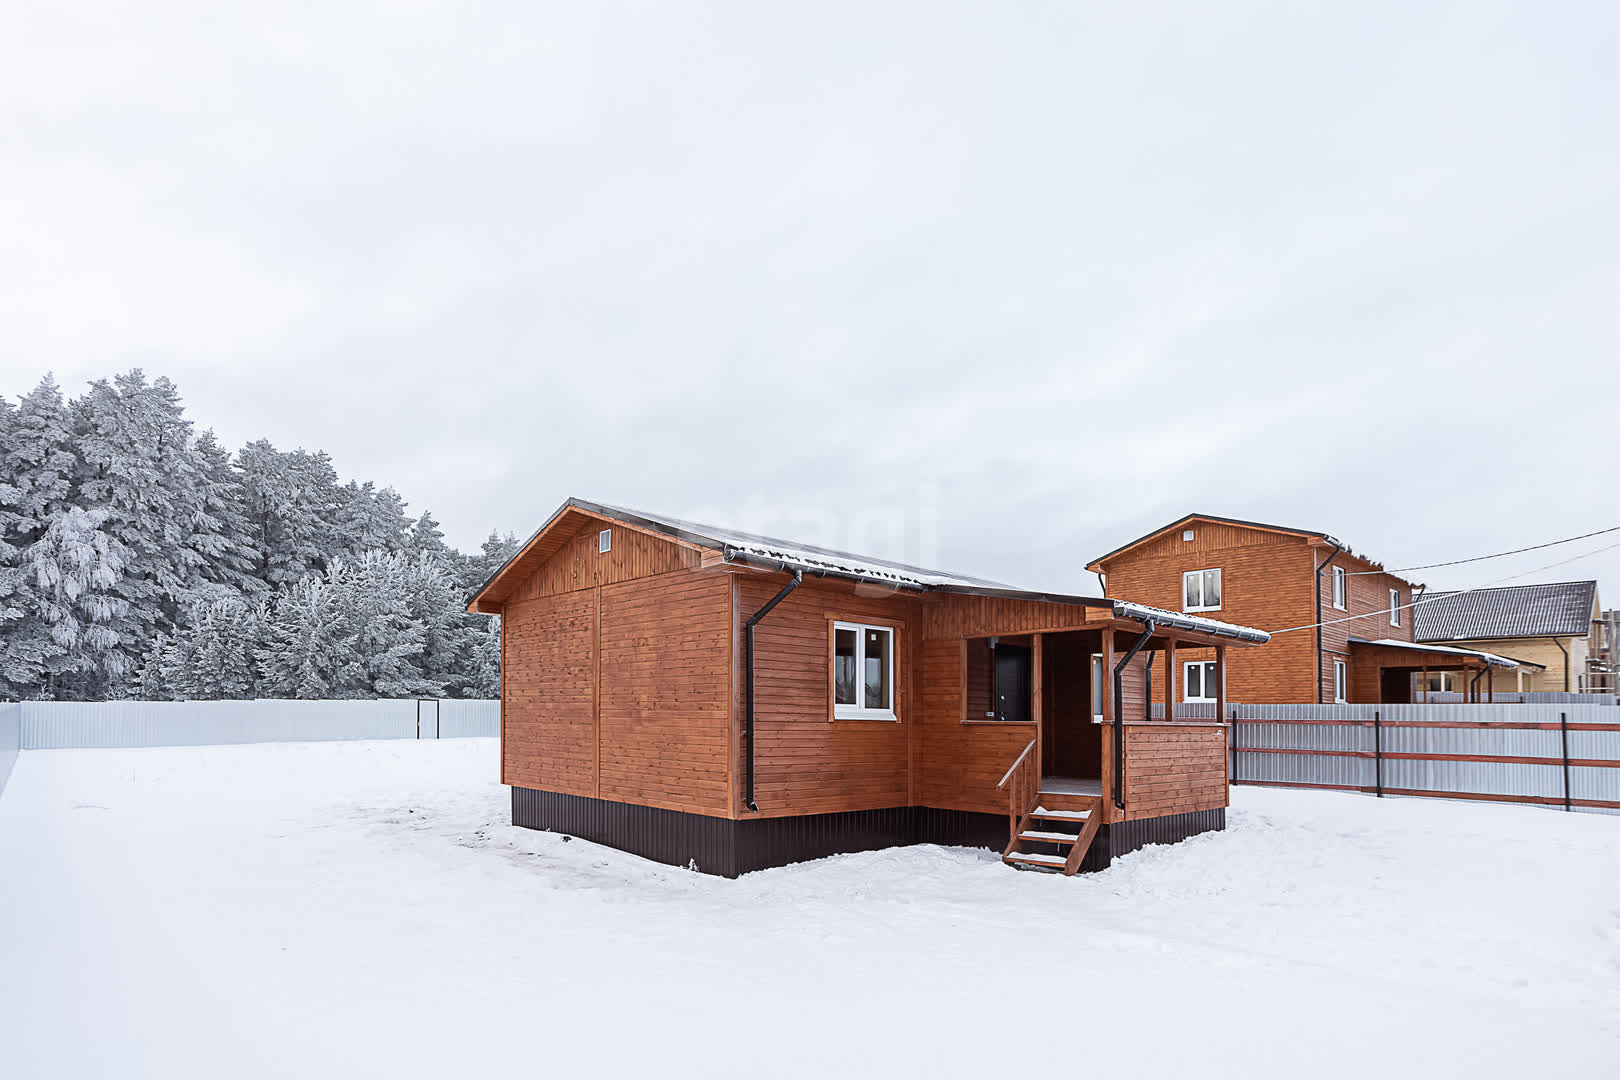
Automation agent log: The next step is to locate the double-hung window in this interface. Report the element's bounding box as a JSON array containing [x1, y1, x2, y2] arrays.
[[1333, 659, 1348, 703], [1332, 565, 1347, 610], [1183, 568, 1222, 612], [1389, 588, 1401, 627], [832, 621, 896, 720], [1183, 660, 1220, 703]]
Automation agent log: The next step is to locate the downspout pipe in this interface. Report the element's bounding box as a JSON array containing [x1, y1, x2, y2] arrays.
[[742, 570, 803, 813], [1112, 620, 1156, 811], [1313, 539, 1345, 705], [1554, 636, 1570, 693], [1469, 665, 1487, 703]]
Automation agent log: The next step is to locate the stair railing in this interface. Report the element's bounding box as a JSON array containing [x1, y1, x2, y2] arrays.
[[996, 739, 1039, 850]]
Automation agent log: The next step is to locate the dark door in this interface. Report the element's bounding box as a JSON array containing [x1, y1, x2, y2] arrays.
[[994, 644, 1032, 724], [1379, 668, 1412, 705]]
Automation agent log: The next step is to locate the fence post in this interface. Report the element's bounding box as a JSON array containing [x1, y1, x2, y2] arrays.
[[1374, 710, 1383, 797], [1560, 711, 1571, 812], [1229, 705, 1239, 785]]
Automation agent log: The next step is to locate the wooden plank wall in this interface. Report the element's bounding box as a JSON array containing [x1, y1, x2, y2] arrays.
[[1101, 529, 1320, 704], [737, 575, 921, 818], [505, 517, 702, 605], [502, 590, 597, 795], [1121, 724, 1229, 819], [599, 569, 732, 815]]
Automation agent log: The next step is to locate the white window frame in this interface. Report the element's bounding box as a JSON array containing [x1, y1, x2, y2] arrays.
[[1091, 653, 1105, 722], [1182, 567, 1223, 613], [1332, 565, 1347, 610], [1333, 659, 1348, 703], [1183, 660, 1219, 703], [598, 529, 612, 553], [832, 620, 897, 721], [1389, 588, 1400, 627]]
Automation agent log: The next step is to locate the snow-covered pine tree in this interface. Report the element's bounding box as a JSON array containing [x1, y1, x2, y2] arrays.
[[340, 552, 438, 698], [18, 507, 130, 697], [402, 552, 465, 696], [182, 429, 262, 604], [0, 378, 89, 698], [333, 481, 410, 563], [468, 616, 501, 699], [73, 371, 209, 690], [238, 440, 343, 589], [257, 573, 350, 698], [177, 598, 266, 699]]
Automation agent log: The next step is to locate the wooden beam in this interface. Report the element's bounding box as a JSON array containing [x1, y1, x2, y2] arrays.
[[1165, 637, 1178, 722], [1032, 632, 1044, 780]]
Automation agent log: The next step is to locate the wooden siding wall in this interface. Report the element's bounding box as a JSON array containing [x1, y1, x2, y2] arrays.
[[502, 590, 596, 795], [500, 525, 730, 817], [506, 518, 702, 605], [1120, 724, 1228, 820], [737, 575, 921, 819], [1318, 552, 1416, 703], [598, 569, 731, 814]]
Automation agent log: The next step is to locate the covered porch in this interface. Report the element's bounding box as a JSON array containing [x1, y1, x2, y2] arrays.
[[927, 596, 1269, 874], [1346, 638, 1542, 703]]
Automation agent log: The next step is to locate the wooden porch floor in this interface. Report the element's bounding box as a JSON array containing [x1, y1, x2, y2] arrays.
[[1039, 776, 1103, 797]]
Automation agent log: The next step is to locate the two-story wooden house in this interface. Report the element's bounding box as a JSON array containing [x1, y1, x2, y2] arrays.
[[1086, 514, 1531, 705]]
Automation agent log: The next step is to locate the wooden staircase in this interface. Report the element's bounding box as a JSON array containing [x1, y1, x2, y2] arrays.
[[996, 741, 1104, 875]]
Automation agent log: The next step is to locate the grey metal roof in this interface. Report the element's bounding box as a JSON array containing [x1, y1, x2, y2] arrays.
[[1412, 581, 1599, 642], [471, 498, 1273, 643], [1347, 636, 1539, 669]]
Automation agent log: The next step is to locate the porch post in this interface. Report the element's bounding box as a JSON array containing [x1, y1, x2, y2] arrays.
[[1032, 632, 1044, 778], [1215, 644, 1228, 721], [1165, 638, 1178, 720], [1101, 628, 1116, 823], [1421, 665, 1429, 703], [1488, 665, 1495, 703]]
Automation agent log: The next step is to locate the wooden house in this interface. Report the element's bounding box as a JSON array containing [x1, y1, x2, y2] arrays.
[[466, 498, 1271, 878], [1086, 513, 1537, 705]]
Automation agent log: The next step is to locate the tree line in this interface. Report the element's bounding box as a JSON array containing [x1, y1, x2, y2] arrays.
[[0, 370, 515, 701]]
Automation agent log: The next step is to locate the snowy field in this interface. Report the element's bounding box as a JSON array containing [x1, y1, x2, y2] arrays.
[[2, 741, 1617, 1079]]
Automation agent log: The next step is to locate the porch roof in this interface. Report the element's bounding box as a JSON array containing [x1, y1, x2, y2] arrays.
[[1347, 637, 1541, 669]]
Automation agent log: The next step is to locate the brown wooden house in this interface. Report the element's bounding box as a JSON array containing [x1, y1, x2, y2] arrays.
[[467, 498, 1271, 878], [1086, 513, 1536, 706]]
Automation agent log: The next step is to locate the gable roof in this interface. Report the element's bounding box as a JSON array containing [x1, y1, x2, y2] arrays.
[[1086, 513, 1336, 571], [1412, 581, 1600, 642], [468, 497, 1272, 644]]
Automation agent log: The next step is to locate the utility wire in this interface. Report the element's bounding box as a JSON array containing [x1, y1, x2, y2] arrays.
[[1268, 536, 1620, 636], [1345, 524, 1620, 575]]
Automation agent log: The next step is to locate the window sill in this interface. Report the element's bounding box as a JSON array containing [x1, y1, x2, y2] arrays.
[[1184, 606, 1222, 614], [832, 710, 898, 723], [960, 719, 1036, 726]]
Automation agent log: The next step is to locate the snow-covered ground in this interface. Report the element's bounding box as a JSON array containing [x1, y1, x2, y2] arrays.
[[1, 740, 1616, 1079]]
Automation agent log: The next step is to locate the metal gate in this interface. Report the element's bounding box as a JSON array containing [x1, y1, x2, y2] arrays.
[[415, 698, 441, 739]]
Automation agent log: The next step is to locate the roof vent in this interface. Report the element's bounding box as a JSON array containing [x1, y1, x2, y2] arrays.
[[1182, 530, 1195, 541], [598, 529, 612, 553]]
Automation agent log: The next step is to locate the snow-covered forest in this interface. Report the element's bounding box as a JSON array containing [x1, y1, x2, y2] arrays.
[[0, 371, 515, 701]]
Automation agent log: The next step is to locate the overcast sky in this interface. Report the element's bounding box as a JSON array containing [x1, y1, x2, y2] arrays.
[[3, 2, 1617, 603]]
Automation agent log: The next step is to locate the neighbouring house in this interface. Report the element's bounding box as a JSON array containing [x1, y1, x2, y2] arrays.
[[466, 498, 1271, 877], [1085, 513, 1537, 705], [1413, 581, 1602, 693]]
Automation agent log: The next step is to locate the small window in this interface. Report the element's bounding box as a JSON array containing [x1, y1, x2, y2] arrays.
[[1389, 588, 1401, 627], [1332, 565, 1347, 610], [832, 621, 895, 720], [1091, 653, 1105, 721], [1334, 659, 1348, 703], [1184, 660, 1219, 703], [1182, 529, 1195, 541], [598, 529, 612, 553], [1183, 568, 1222, 612]]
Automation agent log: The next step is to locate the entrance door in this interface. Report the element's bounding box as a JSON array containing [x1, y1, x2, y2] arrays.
[[1379, 668, 1412, 705], [993, 643, 1032, 724]]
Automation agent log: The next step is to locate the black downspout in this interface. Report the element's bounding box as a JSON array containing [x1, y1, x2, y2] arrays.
[[743, 570, 803, 813], [1112, 620, 1156, 811], [1469, 666, 1487, 704], [1313, 540, 1344, 705], [1554, 637, 1570, 693]]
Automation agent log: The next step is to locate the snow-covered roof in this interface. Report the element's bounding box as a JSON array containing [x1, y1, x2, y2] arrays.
[[1111, 601, 1272, 645], [1348, 637, 1538, 669], [472, 498, 1274, 645]]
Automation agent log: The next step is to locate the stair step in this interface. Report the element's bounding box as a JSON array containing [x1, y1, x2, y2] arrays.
[[1005, 851, 1068, 869], [1019, 830, 1078, 844], [1030, 807, 1091, 821]]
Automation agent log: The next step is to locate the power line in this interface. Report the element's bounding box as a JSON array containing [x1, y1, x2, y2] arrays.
[[1269, 536, 1620, 636], [1346, 524, 1620, 576]]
